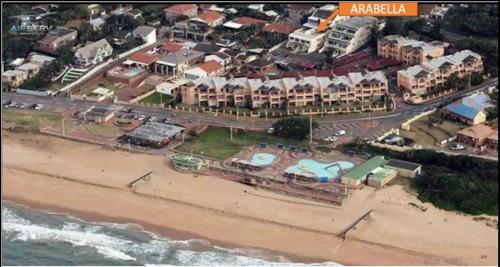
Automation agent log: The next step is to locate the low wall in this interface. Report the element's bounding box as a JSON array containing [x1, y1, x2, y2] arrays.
[[401, 109, 436, 131], [16, 88, 54, 97]]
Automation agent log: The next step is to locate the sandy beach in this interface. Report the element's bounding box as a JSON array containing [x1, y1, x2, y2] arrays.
[[2, 131, 498, 265]]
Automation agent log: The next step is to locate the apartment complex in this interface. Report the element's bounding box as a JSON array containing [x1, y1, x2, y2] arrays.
[[397, 50, 483, 95], [181, 71, 388, 108], [378, 35, 447, 65], [326, 16, 378, 57], [287, 5, 348, 53], [36, 27, 77, 54]]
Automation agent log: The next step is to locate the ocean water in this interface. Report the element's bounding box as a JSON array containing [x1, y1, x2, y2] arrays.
[[2, 202, 340, 266]]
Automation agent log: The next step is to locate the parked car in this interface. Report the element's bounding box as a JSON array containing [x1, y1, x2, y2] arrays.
[[267, 127, 274, 134], [137, 115, 145, 121], [3, 100, 12, 106], [334, 130, 346, 136], [449, 143, 466, 150], [149, 116, 157, 122]]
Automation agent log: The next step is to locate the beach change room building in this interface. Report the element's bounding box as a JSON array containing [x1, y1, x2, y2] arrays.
[[123, 122, 185, 148]]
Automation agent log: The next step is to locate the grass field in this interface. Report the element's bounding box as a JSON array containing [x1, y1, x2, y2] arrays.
[[400, 115, 465, 146], [176, 127, 309, 160], [2, 108, 63, 132], [139, 92, 172, 105], [84, 123, 120, 138]]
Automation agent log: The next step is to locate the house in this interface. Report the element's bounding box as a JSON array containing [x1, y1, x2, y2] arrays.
[[193, 43, 221, 55], [441, 92, 493, 125], [457, 124, 498, 148], [74, 39, 113, 66], [248, 4, 265, 12], [126, 8, 142, 19], [164, 4, 198, 24], [89, 16, 107, 31], [204, 52, 232, 69], [172, 11, 224, 41], [132, 26, 157, 44], [223, 16, 268, 30], [111, 30, 132, 46], [160, 41, 185, 54], [2, 70, 28, 88], [430, 5, 450, 19], [246, 58, 275, 72], [28, 53, 55, 66], [184, 60, 223, 80], [154, 48, 204, 76], [17, 63, 41, 79], [262, 23, 299, 35], [287, 4, 315, 25], [9, 58, 25, 68], [125, 52, 160, 70], [36, 27, 77, 55], [378, 35, 447, 65]]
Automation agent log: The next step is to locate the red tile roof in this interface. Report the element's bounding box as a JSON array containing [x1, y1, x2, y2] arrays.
[[232, 16, 268, 26], [198, 60, 222, 74], [197, 11, 223, 23], [164, 4, 197, 15], [160, 42, 184, 53], [263, 23, 299, 34], [129, 52, 159, 65]]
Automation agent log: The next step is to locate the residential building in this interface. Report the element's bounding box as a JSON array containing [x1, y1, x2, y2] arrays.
[[2, 70, 28, 88], [262, 23, 299, 35], [36, 27, 77, 54], [160, 41, 185, 54], [132, 26, 157, 44], [430, 5, 450, 19], [287, 5, 348, 53], [180, 71, 388, 108], [184, 60, 223, 80], [441, 92, 493, 125], [125, 52, 160, 70], [74, 38, 113, 66], [173, 11, 224, 41], [126, 8, 142, 19], [287, 4, 315, 25], [246, 58, 275, 72], [17, 63, 41, 79], [378, 35, 447, 65], [28, 53, 55, 66], [111, 30, 132, 46], [397, 50, 483, 95], [204, 52, 232, 69], [154, 48, 204, 76], [457, 124, 498, 148], [223, 16, 268, 30], [164, 4, 198, 24], [326, 16, 378, 57]]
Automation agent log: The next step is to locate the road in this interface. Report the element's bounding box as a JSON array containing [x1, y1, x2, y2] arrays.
[[2, 78, 497, 141]]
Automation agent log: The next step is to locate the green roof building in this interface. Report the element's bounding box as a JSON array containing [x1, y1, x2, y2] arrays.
[[341, 156, 388, 186]]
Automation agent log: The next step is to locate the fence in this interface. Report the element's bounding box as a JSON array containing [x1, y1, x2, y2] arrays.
[[16, 88, 54, 97], [135, 104, 388, 119]]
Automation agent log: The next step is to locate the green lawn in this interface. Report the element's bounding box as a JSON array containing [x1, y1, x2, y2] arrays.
[[176, 127, 310, 160], [400, 115, 466, 146], [2, 107, 63, 132], [139, 92, 172, 105], [84, 123, 119, 138]]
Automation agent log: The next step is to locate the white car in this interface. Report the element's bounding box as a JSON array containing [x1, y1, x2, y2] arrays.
[[449, 143, 465, 150], [138, 115, 145, 121], [34, 104, 43, 110], [149, 116, 157, 122], [267, 127, 274, 134], [334, 130, 346, 136]]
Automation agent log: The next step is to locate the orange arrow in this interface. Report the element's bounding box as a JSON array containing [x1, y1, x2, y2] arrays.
[[317, 9, 339, 32]]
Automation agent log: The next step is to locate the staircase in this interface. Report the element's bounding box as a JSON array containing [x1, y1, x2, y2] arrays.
[[61, 67, 89, 84]]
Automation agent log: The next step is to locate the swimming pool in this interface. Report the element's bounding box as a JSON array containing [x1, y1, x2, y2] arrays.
[[126, 68, 143, 77], [250, 153, 277, 166], [285, 159, 354, 182]]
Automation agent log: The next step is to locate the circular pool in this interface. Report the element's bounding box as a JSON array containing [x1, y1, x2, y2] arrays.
[[250, 153, 277, 166]]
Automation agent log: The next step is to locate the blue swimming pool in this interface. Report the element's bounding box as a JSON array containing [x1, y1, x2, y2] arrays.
[[250, 153, 277, 166], [285, 159, 354, 182]]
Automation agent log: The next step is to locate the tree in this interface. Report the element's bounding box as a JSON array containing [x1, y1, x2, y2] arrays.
[[272, 117, 318, 140]]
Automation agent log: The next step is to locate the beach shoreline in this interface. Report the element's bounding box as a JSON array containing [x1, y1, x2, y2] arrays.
[[2, 131, 498, 266]]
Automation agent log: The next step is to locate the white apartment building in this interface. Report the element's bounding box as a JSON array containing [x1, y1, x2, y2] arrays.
[[287, 4, 349, 53], [326, 16, 378, 57]]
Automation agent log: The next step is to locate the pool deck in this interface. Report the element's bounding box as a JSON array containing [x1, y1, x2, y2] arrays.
[[222, 145, 365, 193]]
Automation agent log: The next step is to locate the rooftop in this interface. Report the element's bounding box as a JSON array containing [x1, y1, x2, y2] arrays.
[[125, 122, 185, 143], [458, 124, 498, 140], [263, 23, 299, 34], [164, 4, 197, 14], [343, 156, 387, 180], [195, 11, 223, 24], [444, 92, 493, 120], [129, 52, 159, 65], [384, 159, 421, 171]]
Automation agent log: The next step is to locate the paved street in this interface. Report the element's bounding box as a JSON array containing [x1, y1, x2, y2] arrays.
[[1, 78, 497, 141]]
